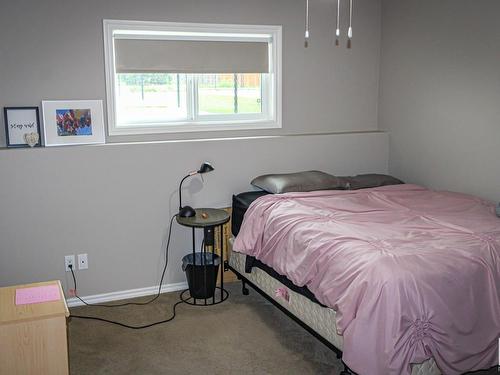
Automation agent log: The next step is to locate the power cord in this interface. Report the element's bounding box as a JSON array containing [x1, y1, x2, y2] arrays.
[[69, 300, 184, 330], [69, 214, 184, 329], [70, 215, 175, 308]]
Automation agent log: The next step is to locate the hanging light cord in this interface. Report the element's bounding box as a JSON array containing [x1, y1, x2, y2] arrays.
[[348, 0, 353, 40], [336, 0, 340, 41], [305, 0, 310, 43]]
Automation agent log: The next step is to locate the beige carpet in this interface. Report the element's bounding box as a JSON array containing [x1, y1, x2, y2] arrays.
[[68, 283, 497, 375], [69, 282, 341, 375]]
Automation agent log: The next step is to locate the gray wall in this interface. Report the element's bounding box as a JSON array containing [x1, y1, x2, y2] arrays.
[[0, 133, 388, 295], [379, 0, 500, 201], [0, 0, 381, 144], [0, 0, 387, 295]]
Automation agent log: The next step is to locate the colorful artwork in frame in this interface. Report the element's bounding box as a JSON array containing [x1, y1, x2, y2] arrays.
[[42, 100, 105, 146], [56, 109, 93, 136]]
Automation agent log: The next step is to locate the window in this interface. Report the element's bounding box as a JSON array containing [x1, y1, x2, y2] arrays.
[[103, 20, 282, 136]]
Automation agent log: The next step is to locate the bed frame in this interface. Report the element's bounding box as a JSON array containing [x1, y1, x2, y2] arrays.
[[226, 242, 441, 375], [226, 262, 353, 375]]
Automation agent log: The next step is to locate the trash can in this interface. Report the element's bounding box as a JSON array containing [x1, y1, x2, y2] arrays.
[[182, 252, 221, 299]]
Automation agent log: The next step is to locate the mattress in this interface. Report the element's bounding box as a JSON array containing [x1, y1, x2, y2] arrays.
[[228, 240, 440, 375], [231, 191, 269, 236]]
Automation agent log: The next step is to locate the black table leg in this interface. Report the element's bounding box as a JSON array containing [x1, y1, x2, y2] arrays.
[[203, 237, 207, 305], [220, 223, 224, 302], [192, 227, 196, 305], [212, 227, 216, 305]]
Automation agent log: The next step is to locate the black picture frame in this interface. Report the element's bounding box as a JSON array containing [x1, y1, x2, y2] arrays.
[[3, 106, 42, 148]]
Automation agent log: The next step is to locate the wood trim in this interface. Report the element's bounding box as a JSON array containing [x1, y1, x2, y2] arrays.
[[214, 207, 238, 283]]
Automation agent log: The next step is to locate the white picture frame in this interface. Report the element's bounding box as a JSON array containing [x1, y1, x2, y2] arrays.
[[42, 100, 105, 146]]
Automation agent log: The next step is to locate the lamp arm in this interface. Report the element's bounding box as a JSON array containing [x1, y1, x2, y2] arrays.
[[178, 172, 198, 211]]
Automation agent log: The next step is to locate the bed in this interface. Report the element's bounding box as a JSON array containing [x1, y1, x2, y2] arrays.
[[228, 184, 500, 375]]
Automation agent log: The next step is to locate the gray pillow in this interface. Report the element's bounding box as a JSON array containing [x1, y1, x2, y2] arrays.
[[340, 174, 403, 190], [251, 170, 344, 194]]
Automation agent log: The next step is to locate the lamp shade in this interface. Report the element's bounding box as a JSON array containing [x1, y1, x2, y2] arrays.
[[198, 162, 214, 174]]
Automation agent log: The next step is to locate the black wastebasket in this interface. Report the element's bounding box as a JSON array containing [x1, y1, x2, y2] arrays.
[[182, 252, 221, 299]]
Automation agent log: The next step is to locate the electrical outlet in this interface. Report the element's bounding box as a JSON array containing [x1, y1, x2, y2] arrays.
[[78, 253, 88, 270], [64, 255, 75, 272]]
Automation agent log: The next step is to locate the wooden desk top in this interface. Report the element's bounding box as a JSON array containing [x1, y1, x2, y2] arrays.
[[0, 280, 69, 325]]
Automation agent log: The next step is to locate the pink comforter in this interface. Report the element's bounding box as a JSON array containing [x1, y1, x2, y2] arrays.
[[233, 184, 500, 375]]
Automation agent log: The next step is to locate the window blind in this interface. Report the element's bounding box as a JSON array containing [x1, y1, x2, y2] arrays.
[[114, 39, 270, 74]]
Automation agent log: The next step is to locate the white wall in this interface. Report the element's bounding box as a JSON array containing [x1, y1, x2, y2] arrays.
[[379, 0, 500, 202], [0, 0, 387, 295]]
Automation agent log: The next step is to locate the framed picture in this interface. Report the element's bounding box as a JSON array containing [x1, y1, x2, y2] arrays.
[[41, 100, 105, 146], [3, 107, 42, 148]]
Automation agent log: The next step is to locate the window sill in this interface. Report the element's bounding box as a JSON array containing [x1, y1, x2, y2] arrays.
[[108, 118, 281, 136]]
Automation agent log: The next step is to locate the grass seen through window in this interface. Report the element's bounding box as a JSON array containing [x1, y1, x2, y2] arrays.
[[116, 73, 262, 125]]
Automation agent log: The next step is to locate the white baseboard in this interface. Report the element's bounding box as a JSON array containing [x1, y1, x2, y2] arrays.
[[66, 282, 188, 308]]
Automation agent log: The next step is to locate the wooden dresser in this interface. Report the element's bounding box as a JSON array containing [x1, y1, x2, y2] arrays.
[[0, 280, 69, 375]]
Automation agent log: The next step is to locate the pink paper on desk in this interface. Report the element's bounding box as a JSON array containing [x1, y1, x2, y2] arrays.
[[15, 284, 61, 305]]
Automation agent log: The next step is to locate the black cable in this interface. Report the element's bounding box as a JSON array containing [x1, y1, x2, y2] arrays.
[[70, 214, 176, 307], [69, 301, 184, 330], [69, 214, 183, 329]]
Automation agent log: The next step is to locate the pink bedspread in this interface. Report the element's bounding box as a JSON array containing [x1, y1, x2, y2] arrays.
[[233, 184, 500, 375]]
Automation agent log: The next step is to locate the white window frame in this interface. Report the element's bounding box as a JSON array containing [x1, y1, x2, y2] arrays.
[[103, 20, 282, 136]]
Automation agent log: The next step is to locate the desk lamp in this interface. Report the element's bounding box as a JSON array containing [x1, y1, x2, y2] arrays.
[[178, 162, 214, 218]]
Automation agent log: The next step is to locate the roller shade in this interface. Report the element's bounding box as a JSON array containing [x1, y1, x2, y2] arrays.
[[114, 39, 270, 74]]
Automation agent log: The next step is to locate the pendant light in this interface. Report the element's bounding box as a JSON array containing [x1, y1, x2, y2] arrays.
[[304, 0, 353, 48], [305, 0, 310, 47], [347, 0, 353, 48], [335, 0, 340, 46]]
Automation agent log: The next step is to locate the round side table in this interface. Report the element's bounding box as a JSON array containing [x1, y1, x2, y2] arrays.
[[177, 208, 230, 306]]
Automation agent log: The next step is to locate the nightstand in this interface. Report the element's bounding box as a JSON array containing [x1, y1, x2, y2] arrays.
[[177, 208, 230, 306]]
